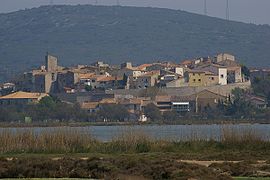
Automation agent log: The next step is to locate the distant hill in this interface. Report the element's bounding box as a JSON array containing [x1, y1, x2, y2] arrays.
[[0, 5, 270, 82]]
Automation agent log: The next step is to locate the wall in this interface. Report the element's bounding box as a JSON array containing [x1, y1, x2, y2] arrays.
[[108, 81, 251, 98], [218, 68, 228, 85], [188, 72, 206, 87]]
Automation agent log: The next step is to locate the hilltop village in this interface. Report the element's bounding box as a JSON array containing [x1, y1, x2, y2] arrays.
[[0, 53, 269, 122]]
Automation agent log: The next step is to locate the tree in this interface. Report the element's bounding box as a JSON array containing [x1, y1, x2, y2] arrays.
[[144, 103, 162, 121], [85, 85, 92, 92], [241, 64, 250, 79], [163, 110, 179, 121], [98, 104, 129, 121], [226, 88, 255, 118]]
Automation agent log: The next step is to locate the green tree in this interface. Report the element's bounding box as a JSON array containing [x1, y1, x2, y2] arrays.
[[85, 85, 92, 92], [98, 104, 129, 121], [241, 64, 250, 79], [226, 88, 255, 118], [162, 110, 179, 121]]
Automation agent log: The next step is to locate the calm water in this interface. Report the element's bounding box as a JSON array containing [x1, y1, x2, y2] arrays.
[[1, 124, 270, 142]]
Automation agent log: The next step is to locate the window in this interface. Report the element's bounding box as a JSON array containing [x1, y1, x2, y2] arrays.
[[198, 79, 201, 82], [221, 74, 224, 78], [193, 79, 196, 82]]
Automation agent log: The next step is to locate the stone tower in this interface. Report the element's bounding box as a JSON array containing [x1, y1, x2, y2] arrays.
[[45, 53, 58, 72]]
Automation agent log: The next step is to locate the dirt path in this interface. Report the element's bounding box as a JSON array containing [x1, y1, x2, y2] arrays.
[[178, 160, 240, 167]]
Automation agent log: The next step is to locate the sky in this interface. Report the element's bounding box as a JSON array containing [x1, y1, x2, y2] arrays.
[[0, 0, 270, 25]]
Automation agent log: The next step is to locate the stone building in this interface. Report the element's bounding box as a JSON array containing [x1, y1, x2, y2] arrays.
[[45, 54, 58, 72]]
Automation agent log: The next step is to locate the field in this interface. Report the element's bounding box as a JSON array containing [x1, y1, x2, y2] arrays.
[[1, 126, 270, 179]]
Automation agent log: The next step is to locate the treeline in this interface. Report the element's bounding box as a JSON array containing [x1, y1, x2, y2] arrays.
[[0, 97, 90, 122], [0, 88, 270, 123]]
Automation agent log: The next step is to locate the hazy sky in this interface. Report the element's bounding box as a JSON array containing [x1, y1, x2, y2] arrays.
[[1, 0, 270, 25]]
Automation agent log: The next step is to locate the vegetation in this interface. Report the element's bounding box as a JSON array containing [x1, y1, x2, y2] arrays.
[[0, 126, 268, 156], [252, 76, 270, 105], [144, 103, 162, 121], [0, 96, 90, 122], [1, 5, 270, 82], [97, 104, 129, 121], [0, 126, 270, 179]]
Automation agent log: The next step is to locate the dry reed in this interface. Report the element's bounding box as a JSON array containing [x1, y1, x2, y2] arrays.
[[0, 125, 269, 154]]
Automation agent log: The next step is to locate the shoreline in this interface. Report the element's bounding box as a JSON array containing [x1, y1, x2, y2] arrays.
[[0, 120, 269, 128]]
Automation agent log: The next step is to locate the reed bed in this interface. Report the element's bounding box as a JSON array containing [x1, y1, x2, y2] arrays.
[[0, 125, 269, 154], [0, 128, 97, 153]]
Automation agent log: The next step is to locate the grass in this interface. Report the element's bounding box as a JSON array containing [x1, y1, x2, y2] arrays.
[[0, 125, 269, 156], [234, 178, 270, 180], [1, 126, 270, 179]]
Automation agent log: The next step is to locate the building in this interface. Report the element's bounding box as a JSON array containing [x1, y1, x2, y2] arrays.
[[217, 58, 242, 83], [45, 54, 58, 72], [215, 53, 235, 63], [0, 91, 48, 105], [133, 70, 160, 89], [195, 64, 227, 85], [81, 102, 99, 113], [154, 95, 172, 112], [121, 62, 132, 69], [34, 72, 54, 93], [171, 102, 190, 112], [245, 95, 268, 109], [250, 68, 270, 82], [188, 70, 218, 87], [195, 90, 227, 112]]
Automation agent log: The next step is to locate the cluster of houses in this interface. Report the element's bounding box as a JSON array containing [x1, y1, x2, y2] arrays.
[[0, 52, 267, 121], [15, 52, 244, 94]]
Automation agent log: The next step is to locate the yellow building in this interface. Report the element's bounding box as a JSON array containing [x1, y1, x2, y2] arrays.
[[188, 70, 218, 87]]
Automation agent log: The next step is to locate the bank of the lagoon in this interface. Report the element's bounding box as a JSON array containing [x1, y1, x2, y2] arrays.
[[1, 124, 270, 142], [1, 126, 270, 179]]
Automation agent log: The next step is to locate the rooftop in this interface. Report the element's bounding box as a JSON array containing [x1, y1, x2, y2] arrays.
[[0, 91, 48, 99]]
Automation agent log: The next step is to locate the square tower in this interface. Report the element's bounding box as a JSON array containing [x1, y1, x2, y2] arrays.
[[45, 53, 58, 72]]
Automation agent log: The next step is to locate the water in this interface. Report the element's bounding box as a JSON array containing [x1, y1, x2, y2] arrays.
[[1, 124, 270, 142]]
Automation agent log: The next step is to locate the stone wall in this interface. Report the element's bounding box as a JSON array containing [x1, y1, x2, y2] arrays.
[[108, 81, 251, 97]]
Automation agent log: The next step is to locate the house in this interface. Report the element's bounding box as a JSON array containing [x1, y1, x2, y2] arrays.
[[135, 64, 152, 71], [217, 58, 242, 83], [195, 64, 227, 85], [118, 98, 143, 113], [166, 78, 186, 88], [250, 68, 270, 82], [91, 61, 109, 68], [117, 67, 142, 79], [0, 91, 48, 105], [171, 90, 227, 113], [121, 62, 133, 69], [195, 90, 227, 112], [81, 102, 99, 113], [188, 70, 218, 87], [133, 70, 160, 89], [0, 83, 15, 96], [215, 53, 235, 63], [245, 95, 268, 109], [78, 73, 95, 86], [180, 60, 194, 68], [154, 95, 172, 112], [171, 102, 190, 112], [56, 71, 80, 92]]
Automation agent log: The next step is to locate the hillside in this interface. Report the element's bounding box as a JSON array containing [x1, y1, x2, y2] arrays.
[[0, 5, 270, 82]]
